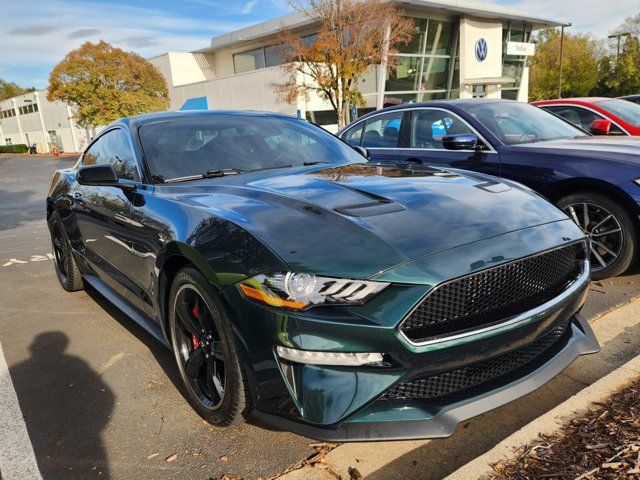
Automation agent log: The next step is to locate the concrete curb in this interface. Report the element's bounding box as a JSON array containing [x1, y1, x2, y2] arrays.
[[445, 353, 640, 480]]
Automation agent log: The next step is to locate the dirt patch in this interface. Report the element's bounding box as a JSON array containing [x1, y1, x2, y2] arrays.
[[490, 378, 640, 479]]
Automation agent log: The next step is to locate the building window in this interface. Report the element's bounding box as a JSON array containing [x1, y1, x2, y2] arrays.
[[5, 138, 12, 145], [233, 48, 266, 74], [264, 44, 286, 68], [501, 22, 533, 99], [386, 18, 458, 104], [19, 103, 39, 113], [234, 43, 292, 74]]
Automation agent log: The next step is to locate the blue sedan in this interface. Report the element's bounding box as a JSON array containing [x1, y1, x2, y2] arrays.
[[339, 99, 640, 279]]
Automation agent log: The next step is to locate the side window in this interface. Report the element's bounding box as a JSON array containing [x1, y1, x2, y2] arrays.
[[410, 109, 473, 149], [546, 106, 625, 135], [342, 124, 363, 147], [362, 111, 404, 148], [544, 106, 583, 128], [82, 129, 139, 181]]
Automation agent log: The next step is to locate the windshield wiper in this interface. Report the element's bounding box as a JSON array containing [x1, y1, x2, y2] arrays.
[[303, 161, 327, 166], [151, 174, 166, 184], [160, 169, 245, 184], [202, 168, 245, 178]]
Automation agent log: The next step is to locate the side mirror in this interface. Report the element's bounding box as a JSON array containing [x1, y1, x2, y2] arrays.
[[77, 164, 133, 190], [353, 145, 371, 160], [590, 119, 612, 135], [442, 134, 479, 151]]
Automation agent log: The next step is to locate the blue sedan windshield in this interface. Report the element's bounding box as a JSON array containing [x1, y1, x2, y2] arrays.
[[467, 102, 588, 145], [139, 115, 365, 180]]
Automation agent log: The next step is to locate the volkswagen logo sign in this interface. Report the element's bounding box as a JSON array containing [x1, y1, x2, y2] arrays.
[[475, 38, 488, 62]]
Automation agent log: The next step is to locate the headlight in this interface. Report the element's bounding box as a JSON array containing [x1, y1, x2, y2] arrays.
[[634, 178, 640, 186], [238, 272, 389, 310]]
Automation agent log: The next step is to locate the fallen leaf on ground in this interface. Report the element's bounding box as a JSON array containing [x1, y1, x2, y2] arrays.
[[165, 453, 178, 463]]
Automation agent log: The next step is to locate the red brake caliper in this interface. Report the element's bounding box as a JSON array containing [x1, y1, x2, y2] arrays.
[[191, 306, 200, 349]]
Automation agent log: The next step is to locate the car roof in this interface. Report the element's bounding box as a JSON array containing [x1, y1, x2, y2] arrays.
[[532, 98, 612, 105], [111, 110, 298, 131], [350, 98, 517, 124]]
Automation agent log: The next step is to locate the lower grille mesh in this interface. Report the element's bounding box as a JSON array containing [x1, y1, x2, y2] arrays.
[[382, 318, 572, 402]]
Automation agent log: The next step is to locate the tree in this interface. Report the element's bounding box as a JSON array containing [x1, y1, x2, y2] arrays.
[[0, 79, 35, 101], [529, 29, 603, 100], [594, 37, 640, 96], [272, 0, 413, 128], [48, 41, 169, 128]]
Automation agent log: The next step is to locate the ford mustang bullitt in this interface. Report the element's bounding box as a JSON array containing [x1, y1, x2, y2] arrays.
[[47, 111, 599, 441]]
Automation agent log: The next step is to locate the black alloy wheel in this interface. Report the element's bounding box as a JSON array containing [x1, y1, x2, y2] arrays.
[[558, 192, 637, 280], [169, 267, 250, 426], [52, 222, 69, 283], [48, 211, 84, 292], [173, 284, 226, 409]]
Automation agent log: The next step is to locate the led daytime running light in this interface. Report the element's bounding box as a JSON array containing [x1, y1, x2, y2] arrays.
[[276, 346, 385, 366]]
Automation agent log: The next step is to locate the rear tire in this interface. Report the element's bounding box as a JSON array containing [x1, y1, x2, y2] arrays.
[[168, 267, 251, 426], [556, 192, 637, 280], [48, 211, 84, 292]]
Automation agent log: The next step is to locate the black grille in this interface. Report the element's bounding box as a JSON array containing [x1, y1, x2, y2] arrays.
[[400, 243, 585, 343], [382, 317, 572, 402]]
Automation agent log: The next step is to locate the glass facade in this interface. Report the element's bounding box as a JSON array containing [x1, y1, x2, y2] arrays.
[[384, 18, 459, 106], [501, 22, 533, 99]]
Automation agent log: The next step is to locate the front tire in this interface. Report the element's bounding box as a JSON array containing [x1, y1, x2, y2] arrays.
[[168, 267, 251, 426], [48, 211, 84, 292], [557, 192, 637, 280]]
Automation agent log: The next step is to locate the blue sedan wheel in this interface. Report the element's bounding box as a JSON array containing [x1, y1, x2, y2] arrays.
[[559, 193, 636, 279]]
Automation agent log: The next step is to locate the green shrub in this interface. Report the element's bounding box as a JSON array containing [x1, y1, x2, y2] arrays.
[[0, 144, 29, 154]]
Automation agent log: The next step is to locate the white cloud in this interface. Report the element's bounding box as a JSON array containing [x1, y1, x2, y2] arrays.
[[505, 0, 639, 38], [0, 0, 253, 88], [242, 0, 258, 14]]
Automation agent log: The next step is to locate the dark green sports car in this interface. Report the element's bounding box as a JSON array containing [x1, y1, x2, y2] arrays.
[[46, 111, 599, 441]]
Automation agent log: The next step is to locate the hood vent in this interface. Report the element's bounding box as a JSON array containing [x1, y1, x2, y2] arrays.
[[333, 186, 406, 217]]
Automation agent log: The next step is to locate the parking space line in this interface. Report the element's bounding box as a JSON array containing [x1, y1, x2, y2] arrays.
[[0, 339, 43, 480]]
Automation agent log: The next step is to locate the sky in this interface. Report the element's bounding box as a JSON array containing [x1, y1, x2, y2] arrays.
[[1, 0, 638, 89]]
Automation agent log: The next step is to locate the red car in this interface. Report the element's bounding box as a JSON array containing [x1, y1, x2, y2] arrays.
[[532, 98, 640, 136]]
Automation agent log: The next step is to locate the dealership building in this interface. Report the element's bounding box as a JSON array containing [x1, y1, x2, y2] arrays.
[[0, 0, 564, 151]]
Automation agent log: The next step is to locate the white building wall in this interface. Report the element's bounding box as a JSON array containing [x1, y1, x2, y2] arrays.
[[164, 65, 298, 115], [0, 90, 90, 153]]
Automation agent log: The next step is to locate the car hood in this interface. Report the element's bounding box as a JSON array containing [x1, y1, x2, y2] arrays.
[[512, 136, 640, 164], [168, 164, 570, 279]]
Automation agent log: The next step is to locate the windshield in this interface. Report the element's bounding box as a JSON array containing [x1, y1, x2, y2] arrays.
[[597, 99, 640, 126], [467, 102, 587, 145], [139, 114, 365, 181]]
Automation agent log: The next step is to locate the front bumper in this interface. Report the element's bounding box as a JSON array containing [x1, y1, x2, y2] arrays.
[[253, 314, 599, 441]]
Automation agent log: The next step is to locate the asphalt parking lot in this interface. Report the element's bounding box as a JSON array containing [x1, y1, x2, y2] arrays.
[[1, 154, 639, 480]]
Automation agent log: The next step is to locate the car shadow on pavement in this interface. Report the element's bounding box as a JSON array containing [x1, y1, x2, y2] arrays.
[[83, 287, 186, 402], [10, 331, 115, 478]]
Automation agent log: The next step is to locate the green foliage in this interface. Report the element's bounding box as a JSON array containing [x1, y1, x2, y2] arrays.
[[529, 29, 602, 100], [0, 144, 29, 154], [594, 37, 640, 96], [47, 41, 169, 128], [0, 80, 35, 101]]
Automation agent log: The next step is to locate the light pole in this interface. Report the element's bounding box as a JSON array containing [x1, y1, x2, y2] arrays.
[[608, 32, 631, 58]]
